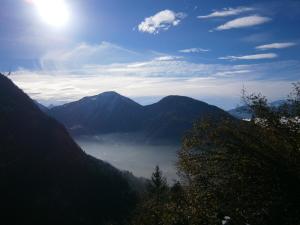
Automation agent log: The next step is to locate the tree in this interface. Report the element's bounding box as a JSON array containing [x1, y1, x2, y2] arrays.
[[130, 167, 189, 225], [178, 83, 300, 225], [130, 166, 169, 225], [148, 166, 168, 199]]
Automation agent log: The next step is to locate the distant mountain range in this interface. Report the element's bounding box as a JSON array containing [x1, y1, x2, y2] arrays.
[[228, 100, 288, 120], [0, 74, 138, 225], [48, 91, 232, 143], [227, 105, 252, 120]]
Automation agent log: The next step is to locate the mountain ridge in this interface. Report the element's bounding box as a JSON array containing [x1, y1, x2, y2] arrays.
[[49, 91, 233, 143]]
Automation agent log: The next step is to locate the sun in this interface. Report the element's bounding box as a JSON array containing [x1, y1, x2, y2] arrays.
[[32, 0, 70, 27]]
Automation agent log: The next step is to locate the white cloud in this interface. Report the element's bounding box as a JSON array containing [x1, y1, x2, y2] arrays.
[[198, 7, 254, 19], [138, 10, 186, 34], [220, 53, 278, 60], [256, 42, 297, 50], [215, 15, 271, 31], [179, 48, 210, 53]]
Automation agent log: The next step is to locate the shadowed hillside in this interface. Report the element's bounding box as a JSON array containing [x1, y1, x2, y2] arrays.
[[0, 74, 137, 225]]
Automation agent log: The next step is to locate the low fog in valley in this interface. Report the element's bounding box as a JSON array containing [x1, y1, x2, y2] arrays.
[[75, 134, 179, 181]]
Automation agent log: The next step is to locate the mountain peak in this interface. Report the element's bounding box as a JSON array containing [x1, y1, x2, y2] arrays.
[[160, 95, 196, 102], [83, 91, 141, 107], [97, 91, 121, 97], [84, 91, 127, 102], [155, 95, 206, 107]]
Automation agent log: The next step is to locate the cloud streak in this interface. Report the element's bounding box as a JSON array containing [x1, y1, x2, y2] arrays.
[[220, 53, 278, 60], [179, 48, 210, 53], [256, 42, 297, 50], [40, 42, 154, 70], [154, 56, 184, 61], [198, 7, 254, 19], [138, 10, 186, 34], [215, 15, 271, 31]]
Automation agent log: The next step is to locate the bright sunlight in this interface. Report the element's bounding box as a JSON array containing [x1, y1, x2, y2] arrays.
[[32, 0, 70, 27]]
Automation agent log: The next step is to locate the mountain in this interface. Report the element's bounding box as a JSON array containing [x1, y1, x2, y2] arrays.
[[49, 91, 144, 135], [34, 100, 49, 113], [0, 74, 137, 225], [270, 100, 287, 107], [228, 105, 252, 120], [228, 100, 288, 120], [142, 95, 231, 141], [48, 103, 56, 109], [49, 93, 232, 143]]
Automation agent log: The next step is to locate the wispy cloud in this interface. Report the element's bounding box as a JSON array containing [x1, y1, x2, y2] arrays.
[[138, 10, 186, 34], [242, 32, 272, 43], [215, 15, 271, 31], [154, 56, 184, 61], [220, 53, 278, 60], [179, 48, 210, 53], [256, 42, 297, 50], [10, 68, 296, 109], [9, 42, 300, 109], [40, 42, 154, 70], [198, 7, 254, 19], [215, 70, 251, 77]]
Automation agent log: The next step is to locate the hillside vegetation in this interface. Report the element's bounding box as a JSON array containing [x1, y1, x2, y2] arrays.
[[131, 83, 300, 225]]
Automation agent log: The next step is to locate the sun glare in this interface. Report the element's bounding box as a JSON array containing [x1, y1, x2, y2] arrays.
[[33, 0, 70, 27]]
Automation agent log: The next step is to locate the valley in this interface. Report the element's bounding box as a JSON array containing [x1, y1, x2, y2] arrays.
[[75, 134, 179, 181]]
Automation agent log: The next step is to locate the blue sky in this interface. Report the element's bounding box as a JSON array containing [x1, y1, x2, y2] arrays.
[[1, 0, 300, 109]]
